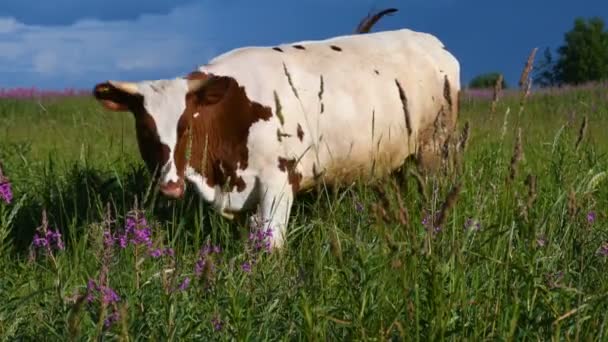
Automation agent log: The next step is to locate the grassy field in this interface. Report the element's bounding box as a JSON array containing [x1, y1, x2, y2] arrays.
[[0, 84, 607, 340]]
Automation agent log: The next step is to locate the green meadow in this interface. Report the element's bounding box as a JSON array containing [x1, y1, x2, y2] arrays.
[[0, 85, 607, 340]]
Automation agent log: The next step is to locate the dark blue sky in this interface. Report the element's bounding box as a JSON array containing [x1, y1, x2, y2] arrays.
[[0, 0, 606, 90]]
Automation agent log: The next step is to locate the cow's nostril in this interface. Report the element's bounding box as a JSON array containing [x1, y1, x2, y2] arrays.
[[159, 180, 184, 199]]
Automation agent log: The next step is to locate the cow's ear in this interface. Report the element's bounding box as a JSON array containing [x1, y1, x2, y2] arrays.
[[187, 76, 231, 106], [93, 81, 140, 112]]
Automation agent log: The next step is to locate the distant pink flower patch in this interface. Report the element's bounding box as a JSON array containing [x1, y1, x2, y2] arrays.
[[0, 87, 89, 99]]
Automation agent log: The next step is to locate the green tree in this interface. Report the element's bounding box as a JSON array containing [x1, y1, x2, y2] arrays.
[[534, 47, 557, 88], [555, 17, 608, 85], [468, 72, 508, 89]]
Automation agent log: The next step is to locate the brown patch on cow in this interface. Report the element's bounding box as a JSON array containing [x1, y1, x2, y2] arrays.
[[292, 45, 306, 50], [394, 79, 412, 135], [93, 82, 170, 178], [172, 72, 273, 193], [272, 47, 284, 52], [296, 123, 304, 141], [443, 75, 453, 113], [330, 45, 342, 52], [278, 157, 303, 193]]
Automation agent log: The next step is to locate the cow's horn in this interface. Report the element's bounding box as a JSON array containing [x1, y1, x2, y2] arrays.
[[186, 78, 212, 93], [108, 81, 139, 95]]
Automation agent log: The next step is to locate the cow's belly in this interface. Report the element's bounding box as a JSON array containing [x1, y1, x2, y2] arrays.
[[291, 92, 414, 190], [296, 116, 412, 190]]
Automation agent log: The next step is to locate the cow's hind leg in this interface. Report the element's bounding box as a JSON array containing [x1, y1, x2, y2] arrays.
[[254, 174, 294, 250]]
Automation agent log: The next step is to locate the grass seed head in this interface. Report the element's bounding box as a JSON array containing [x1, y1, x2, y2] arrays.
[[508, 127, 523, 182], [435, 182, 461, 228], [575, 115, 588, 151]]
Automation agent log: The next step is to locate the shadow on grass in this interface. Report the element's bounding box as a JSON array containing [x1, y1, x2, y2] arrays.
[[5, 156, 223, 254]]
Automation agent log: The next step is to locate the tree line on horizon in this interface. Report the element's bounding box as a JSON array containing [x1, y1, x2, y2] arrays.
[[469, 17, 608, 89]]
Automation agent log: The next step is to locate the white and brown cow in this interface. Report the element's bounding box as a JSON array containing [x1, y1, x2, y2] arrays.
[[92, 28, 460, 249]]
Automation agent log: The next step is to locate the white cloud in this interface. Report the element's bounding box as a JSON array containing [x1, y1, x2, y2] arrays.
[[0, 17, 22, 33], [0, 0, 420, 88], [0, 3, 217, 86]]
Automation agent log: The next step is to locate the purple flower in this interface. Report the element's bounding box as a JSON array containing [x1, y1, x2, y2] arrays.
[[86, 279, 98, 303], [195, 259, 206, 276], [149, 248, 163, 258], [103, 230, 115, 248], [148, 246, 176, 259], [194, 243, 221, 277], [587, 211, 596, 224], [86, 279, 120, 305], [464, 218, 481, 232], [422, 213, 441, 236], [51, 230, 64, 250], [101, 286, 121, 305], [355, 202, 364, 212], [31, 224, 64, 252], [119, 235, 128, 248], [132, 226, 151, 245], [119, 210, 152, 249], [104, 311, 120, 328], [598, 242, 608, 257], [211, 317, 223, 331], [536, 234, 547, 248], [241, 261, 252, 273], [0, 179, 12, 204], [178, 277, 190, 291], [32, 233, 49, 247], [248, 227, 273, 253], [0, 87, 89, 99]]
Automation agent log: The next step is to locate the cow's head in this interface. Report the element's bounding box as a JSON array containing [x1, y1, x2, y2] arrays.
[[92, 72, 272, 200], [92, 74, 223, 199]]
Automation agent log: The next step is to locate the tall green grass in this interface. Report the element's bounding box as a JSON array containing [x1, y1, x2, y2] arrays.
[[0, 86, 607, 340]]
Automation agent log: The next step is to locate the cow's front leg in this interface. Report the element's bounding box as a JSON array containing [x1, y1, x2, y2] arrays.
[[255, 175, 294, 250]]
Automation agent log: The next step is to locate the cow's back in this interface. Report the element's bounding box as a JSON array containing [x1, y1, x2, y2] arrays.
[[200, 28, 460, 190]]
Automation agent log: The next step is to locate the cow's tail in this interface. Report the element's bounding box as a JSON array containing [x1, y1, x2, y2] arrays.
[[355, 8, 399, 34]]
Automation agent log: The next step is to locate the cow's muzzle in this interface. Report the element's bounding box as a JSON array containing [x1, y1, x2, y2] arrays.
[[159, 180, 185, 199]]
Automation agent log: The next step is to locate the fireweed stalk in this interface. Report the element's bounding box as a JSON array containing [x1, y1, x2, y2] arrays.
[[150, 246, 182, 295], [29, 209, 64, 269], [84, 203, 123, 331], [0, 164, 18, 257], [194, 242, 222, 287], [118, 199, 152, 308], [241, 216, 274, 273]]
